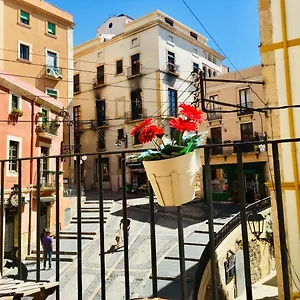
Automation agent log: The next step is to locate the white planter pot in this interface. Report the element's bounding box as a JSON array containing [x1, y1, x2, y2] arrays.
[[143, 150, 201, 207]]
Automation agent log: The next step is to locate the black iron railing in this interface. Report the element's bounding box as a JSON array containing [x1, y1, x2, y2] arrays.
[[0, 138, 297, 299]]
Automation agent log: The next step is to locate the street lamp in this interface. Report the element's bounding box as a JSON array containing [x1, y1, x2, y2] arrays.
[[248, 213, 265, 240]]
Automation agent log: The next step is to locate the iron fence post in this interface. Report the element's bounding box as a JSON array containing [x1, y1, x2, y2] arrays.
[[98, 155, 106, 300], [36, 159, 41, 282], [204, 147, 218, 299], [177, 206, 187, 300], [55, 157, 60, 300], [121, 152, 130, 300], [272, 142, 291, 300], [0, 162, 4, 276], [76, 155, 83, 299], [236, 144, 253, 300], [149, 183, 158, 297], [17, 160, 22, 280]]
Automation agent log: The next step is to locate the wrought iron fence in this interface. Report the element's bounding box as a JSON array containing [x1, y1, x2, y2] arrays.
[[0, 138, 297, 299]]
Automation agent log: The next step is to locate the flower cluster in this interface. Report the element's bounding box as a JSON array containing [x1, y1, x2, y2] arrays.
[[130, 104, 204, 144]]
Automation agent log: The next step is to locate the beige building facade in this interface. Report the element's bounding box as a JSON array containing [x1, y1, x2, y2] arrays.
[[73, 10, 226, 192], [198, 65, 269, 203], [259, 0, 300, 298]]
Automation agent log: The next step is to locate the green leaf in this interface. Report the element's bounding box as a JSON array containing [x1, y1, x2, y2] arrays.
[[161, 144, 185, 155]]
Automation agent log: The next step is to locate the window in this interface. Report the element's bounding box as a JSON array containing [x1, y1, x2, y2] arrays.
[[131, 89, 143, 120], [74, 135, 81, 153], [42, 109, 48, 124], [46, 89, 57, 99], [240, 122, 253, 142], [131, 53, 140, 76], [116, 59, 123, 74], [19, 43, 30, 61], [168, 89, 177, 117], [96, 100, 106, 126], [210, 127, 222, 154], [97, 65, 105, 85], [202, 66, 207, 78], [11, 94, 19, 109], [20, 11, 30, 25], [208, 54, 213, 62], [193, 48, 198, 55], [134, 132, 141, 145], [47, 22, 56, 35], [165, 17, 173, 26], [167, 51, 175, 72], [213, 71, 217, 77], [193, 62, 199, 74], [41, 147, 49, 185], [190, 32, 197, 40], [208, 95, 221, 121], [95, 158, 110, 182], [208, 69, 212, 78], [98, 131, 105, 150], [73, 106, 81, 132], [239, 88, 252, 114], [8, 141, 19, 171], [117, 128, 124, 140], [74, 74, 80, 93], [46, 50, 57, 67]]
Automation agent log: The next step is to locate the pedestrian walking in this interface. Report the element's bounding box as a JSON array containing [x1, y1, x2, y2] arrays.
[[41, 229, 53, 270]]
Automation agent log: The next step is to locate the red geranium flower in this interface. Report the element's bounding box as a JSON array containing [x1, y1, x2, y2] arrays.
[[169, 117, 197, 132], [155, 127, 164, 138], [139, 124, 161, 144], [179, 103, 204, 123], [130, 118, 152, 135]]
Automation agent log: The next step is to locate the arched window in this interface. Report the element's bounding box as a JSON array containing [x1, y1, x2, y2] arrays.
[[202, 66, 207, 78], [213, 71, 217, 77], [208, 69, 212, 78]]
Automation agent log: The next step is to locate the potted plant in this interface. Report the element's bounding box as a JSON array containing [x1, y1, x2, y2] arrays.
[[130, 104, 205, 207], [10, 107, 24, 118], [52, 116, 61, 130]]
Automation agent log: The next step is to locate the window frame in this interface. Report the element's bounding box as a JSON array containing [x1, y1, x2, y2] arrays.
[[45, 48, 59, 68], [239, 88, 251, 107], [116, 59, 123, 75], [20, 10, 30, 26], [46, 88, 58, 99], [47, 21, 56, 36], [96, 64, 105, 85], [18, 41, 31, 62], [6, 135, 22, 176], [74, 74, 80, 94], [9, 93, 22, 114], [168, 88, 178, 117], [193, 62, 199, 74]]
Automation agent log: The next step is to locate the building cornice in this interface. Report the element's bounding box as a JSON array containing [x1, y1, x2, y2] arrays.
[[74, 19, 224, 61]]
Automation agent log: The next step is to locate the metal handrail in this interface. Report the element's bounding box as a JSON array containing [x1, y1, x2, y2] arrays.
[[192, 196, 271, 299]]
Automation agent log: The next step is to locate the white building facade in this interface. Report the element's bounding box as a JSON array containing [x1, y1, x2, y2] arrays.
[[74, 10, 226, 192]]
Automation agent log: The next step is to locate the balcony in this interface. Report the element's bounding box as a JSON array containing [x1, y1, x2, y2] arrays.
[[37, 122, 58, 139], [61, 144, 81, 154], [165, 62, 180, 77], [45, 66, 62, 80], [74, 120, 84, 133], [124, 108, 147, 123], [207, 108, 222, 121], [127, 64, 143, 79], [237, 102, 254, 116], [233, 140, 255, 153], [91, 120, 109, 129], [93, 76, 106, 88]]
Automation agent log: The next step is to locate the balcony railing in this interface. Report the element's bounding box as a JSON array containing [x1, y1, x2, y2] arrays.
[[45, 66, 62, 80], [37, 122, 58, 139], [93, 76, 106, 88], [237, 102, 254, 116], [0, 139, 293, 299], [74, 120, 83, 132], [207, 108, 222, 121], [61, 144, 81, 154], [90, 120, 108, 129], [165, 62, 180, 76], [127, 64, 143, 78], [124, 108, 147, 123], [233, 140, 255, 153]]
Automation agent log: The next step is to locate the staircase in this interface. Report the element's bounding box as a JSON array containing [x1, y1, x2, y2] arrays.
[[26, 199, 114, 263]]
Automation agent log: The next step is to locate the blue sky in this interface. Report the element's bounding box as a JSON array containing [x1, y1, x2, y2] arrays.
[[48, 0, 261, 70]]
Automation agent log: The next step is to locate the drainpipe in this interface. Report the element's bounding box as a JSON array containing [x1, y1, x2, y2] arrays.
[[27, 98, 35, 255]]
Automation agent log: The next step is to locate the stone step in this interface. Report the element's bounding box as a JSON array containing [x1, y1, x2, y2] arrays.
[[53, 235, 94, 240], [31, 249, 77, 256], [72, 216, 102, 220], [26, 254, 75, 262], [70, 220, 105, 224], [59, 231, 97, 236], [81, 208, 110, 212], [34, 238, 90, 252], [84, 200, 113, 205], [64, 223, 100, 232]]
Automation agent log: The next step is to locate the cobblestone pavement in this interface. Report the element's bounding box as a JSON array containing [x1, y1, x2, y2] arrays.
[[49, 195, 210, 300]]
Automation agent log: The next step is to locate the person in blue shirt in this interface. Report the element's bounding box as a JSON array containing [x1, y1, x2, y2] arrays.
[[42, 230, 53, 270]]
